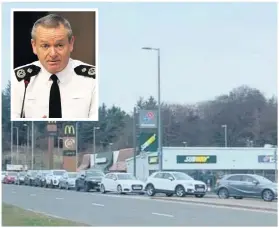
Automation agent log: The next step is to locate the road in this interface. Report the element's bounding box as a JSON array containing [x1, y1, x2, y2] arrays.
[[2, 184, 277, 226]]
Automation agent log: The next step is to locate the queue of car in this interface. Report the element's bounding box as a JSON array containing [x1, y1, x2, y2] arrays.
[[2, 170, 277, 202]]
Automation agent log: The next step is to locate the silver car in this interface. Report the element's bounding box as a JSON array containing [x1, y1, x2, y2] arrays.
[[59, 172, 77, 190], [215, 174, 277, 201]]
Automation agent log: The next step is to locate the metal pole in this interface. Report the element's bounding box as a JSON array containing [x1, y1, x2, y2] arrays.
[[157, 49, 162, 171], [76, 122, 78, 171], [16, 128, 19, 165], [31, 121, 34, 170], [274, 148, 277, 182], [133, 107, 137, 177], [11, 121, 13, 164], [224, 125, 228, 147], [27, 126, 29, 169], [93, 127, 96, 168]]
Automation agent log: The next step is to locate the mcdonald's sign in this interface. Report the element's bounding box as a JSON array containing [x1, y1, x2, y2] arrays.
[[64, 125, 75, 136]]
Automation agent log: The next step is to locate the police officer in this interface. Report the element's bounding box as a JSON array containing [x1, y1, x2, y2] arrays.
[[11, 14, 97, 119]]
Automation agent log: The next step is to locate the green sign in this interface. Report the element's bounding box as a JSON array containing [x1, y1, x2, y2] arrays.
[[148, 156, 159, 164], [63, 151, 76, 156], [177, 155, 217, 164], [139, 132, 158, 152]]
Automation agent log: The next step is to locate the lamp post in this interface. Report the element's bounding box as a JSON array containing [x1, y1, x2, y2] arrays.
[[23, 124, 30, 169], [142, 46, 162, 171], [93, 127, 100, 168], [13, 127, 19, 164], [221, 124, 228, 147]]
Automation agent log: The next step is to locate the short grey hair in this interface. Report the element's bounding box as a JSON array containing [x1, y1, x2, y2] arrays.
[[31, 14, 73, 42]]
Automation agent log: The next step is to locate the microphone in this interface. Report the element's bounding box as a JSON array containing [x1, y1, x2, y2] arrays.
[[14, 64, 41, 118]]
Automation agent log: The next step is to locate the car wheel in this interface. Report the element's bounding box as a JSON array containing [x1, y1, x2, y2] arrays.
[[75, 184, 80, 191], [117, 185, 123, 194], [146, 184, 156, 196], [195, 194, 205, 198], [166, 193, 173, 197], [100, 184, 106, 194], [233, 196, 243, 199], [175, 185, 186, 197], [218, 188, 229, 199], [262, 189, 274, 202], [65, 183, 69, 190], [84, 183, 90, 192]]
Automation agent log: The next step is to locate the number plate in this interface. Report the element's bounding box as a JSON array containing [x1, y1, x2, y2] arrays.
[[197, 188, 204, 192], [133, 187, 142, 190]]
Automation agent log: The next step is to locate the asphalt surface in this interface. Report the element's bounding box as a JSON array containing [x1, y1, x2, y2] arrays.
[[2, 184, 278, 226]]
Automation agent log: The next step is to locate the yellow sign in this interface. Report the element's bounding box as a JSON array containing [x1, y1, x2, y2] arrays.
[[64, 125, 75, 135]]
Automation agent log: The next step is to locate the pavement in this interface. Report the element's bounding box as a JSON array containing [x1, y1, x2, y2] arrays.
[[2, 184, 278, 226]]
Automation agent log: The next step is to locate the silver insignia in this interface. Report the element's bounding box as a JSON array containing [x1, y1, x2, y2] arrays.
[[17, 69, 26, 78], [82, 68, 86, 72], [88, 67, 95, 76], [27, 68, 33, 73]]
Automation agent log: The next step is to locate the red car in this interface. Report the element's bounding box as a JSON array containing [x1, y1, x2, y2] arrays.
[[3, 172, 17, 184]]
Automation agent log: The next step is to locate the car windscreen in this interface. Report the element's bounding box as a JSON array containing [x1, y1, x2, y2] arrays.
[[68, 173, 77, 178], [53, 171, 65, 176], [117, 174, 136, 180], [87, 171, 104, 177], [8, 172, 17, 176], [172, 172, 193, 180]]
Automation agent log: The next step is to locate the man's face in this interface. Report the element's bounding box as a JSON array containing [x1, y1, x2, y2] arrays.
[[31, 24, 74, 74]]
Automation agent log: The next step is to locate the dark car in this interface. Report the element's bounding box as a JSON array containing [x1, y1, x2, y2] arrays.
[[75, 169, 105, 192], [24, 170, 38, 186], [215, 174, 278, 202], [3, 171, 17, 184], [15, 171, 27, 185], [33, 171, 50, 187]]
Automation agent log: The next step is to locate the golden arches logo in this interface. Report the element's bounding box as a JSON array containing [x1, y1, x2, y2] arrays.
[[64, 125, 75, 135]]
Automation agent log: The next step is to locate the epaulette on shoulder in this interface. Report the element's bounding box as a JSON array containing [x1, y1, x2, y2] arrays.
[[14, 64, 41, 82], [74, 65, 96, 79]]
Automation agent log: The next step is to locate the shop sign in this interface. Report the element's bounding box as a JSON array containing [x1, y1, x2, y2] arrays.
[[148, 156, 159, 164], [177, 155, 217, 164]]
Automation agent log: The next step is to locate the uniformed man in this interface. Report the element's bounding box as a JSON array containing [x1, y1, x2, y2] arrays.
[[11, 14, 98, 119]]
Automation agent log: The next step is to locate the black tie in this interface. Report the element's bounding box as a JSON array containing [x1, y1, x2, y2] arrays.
[[49, 74, 62, 118]]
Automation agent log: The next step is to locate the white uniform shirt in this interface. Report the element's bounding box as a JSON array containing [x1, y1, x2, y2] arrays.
[[11, 58, 98, 120]]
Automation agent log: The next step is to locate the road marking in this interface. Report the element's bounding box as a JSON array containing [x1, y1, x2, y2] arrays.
[[26, 208, 67, 220], [12, 191, 16, 194], [55, 197, 64, 200], [92, 203, 104, 207], [29, 194, 36, 196], [152, 212, 174, 218]]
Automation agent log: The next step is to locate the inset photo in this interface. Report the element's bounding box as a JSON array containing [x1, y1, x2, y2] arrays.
[[11, 9, 98, 121]]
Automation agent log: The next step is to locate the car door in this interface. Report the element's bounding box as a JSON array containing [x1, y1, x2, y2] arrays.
[[110, 174, 118, 191], [61, 173, 67, 188], [226, 175, 243, 196], [241, 175, 260, 197], [152, 172, 165, 190], [162, 173, 176, 191], [103, 174, 111, 190]]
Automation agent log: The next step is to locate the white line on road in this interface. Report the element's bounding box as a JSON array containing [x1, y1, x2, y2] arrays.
[[152, 212, 174, 218], [12, 191, 16, 194], [26, 208, 67, 220], [29, 194, 36, 196], [55, 197, 64, 200], [92, 203, 105, 207]]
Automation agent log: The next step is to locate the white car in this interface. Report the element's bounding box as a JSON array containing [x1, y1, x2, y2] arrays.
[[59, 172, 77, 190], [100, 172, 145, 194], [145, 171, 207, 197], [45, 170, 66, 188]]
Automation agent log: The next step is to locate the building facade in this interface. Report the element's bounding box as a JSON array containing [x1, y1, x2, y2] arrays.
[[126, 147, 277, 184]]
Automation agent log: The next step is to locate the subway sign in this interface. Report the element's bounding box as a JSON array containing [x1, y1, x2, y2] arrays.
[[177, 155, 217, 164]]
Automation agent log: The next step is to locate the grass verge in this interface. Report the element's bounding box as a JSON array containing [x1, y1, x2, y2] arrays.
[[2, 203, 89, 226]]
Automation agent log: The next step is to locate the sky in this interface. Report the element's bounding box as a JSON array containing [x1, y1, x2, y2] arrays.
[[2, 2, 277, 113]]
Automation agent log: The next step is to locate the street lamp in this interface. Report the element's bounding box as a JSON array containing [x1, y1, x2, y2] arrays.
[[23, 124, 30, 168], [182, 141, 187, 147], [221, 124, 228, 147], [13, 127, 19, 164], [93, 126, 100, 168], [142, 46, 162, 171]]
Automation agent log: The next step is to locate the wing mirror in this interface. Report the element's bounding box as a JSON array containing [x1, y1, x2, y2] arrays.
[[168, 176, 174, 181], [252, 180, 259, 185], [113, 177, 117, 181]]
